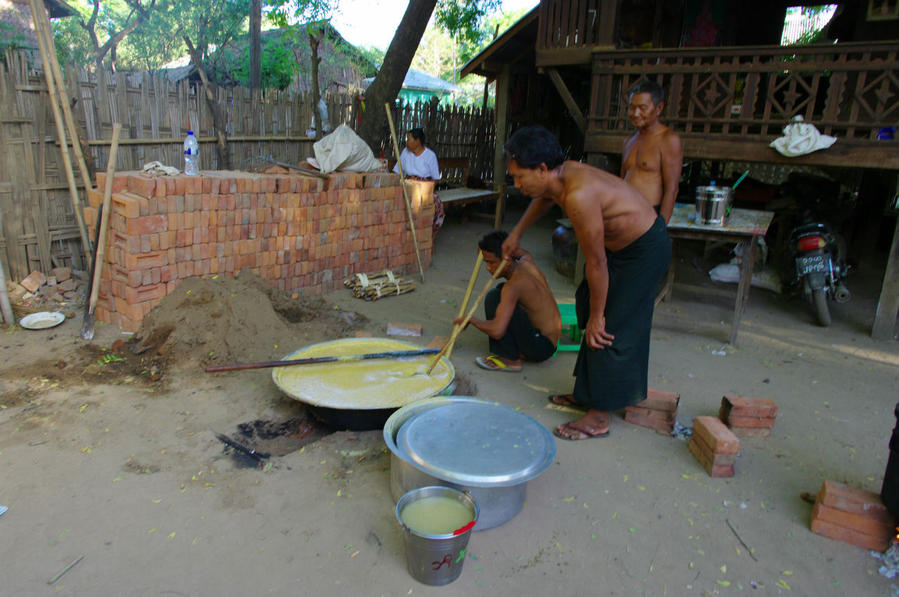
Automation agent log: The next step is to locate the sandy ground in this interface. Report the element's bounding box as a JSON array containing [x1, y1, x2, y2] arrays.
[[1, 202, 898, 597]]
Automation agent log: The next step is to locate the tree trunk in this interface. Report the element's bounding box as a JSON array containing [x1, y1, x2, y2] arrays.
[[249, 0, 261, 89], [357, 0, 438, 153], [184, 37, 230, 169], [309, 28, 324, 140]]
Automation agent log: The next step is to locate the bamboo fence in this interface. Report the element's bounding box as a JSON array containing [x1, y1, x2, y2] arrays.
[[0, 50, 495, 281]]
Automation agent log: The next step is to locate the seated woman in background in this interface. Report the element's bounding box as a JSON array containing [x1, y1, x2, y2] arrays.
[[393, 127, 445, 234]]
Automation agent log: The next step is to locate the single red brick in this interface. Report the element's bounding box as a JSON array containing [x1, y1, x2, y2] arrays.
[[125, 174, 156, 198], [688, 439, 735, 477], [818, 480, 895, 523], [87, 188, 104, 208], [689, 433, 737, 466], [810, 517, 892, 551], [720, 395, 779, 420], [729, 426, 771, 438], [693, 416, 740, 455], [726, 415, 776, 429], [126, 215, 168, 235], [624, 408, 674, 435], [625, 406, 676, 424], [812, 502, 896, 538], [123, 251, 167, 271], [124, 284, 166, 304]]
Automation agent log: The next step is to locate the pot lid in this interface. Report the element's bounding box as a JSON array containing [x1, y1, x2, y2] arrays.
[[398, 402, 556, 487]]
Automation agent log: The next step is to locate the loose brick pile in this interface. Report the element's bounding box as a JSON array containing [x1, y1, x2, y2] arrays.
[[83, 171, 434, 332], [625, 389, 679, 435], [719, 395, 778, 438], [689, 416, 740, 477], [810, 480, 897, 551]]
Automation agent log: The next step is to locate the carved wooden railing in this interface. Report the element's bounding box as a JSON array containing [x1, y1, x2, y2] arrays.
[[586, 42, 899, 166]]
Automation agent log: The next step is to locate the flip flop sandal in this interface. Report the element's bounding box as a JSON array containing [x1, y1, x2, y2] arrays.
[[553, 421, 610, 440], [475, 355, 522, 372], [547, 394, 585, 409]]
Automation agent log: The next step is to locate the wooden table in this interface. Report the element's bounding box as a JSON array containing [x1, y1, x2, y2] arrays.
[[658, 203, 775, 345]]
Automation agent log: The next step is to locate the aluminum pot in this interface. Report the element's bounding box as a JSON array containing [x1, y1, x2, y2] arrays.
[[383, 396, 555, 530], [695, 185, 733, 226]]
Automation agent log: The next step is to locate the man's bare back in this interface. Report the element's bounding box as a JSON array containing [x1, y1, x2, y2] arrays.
[[556, 161, 658, 252], [506, 256, 560, 344], [621, 88, 683, 222]]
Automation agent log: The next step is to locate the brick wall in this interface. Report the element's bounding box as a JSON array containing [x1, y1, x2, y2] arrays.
[[83, 170, 434, 332]]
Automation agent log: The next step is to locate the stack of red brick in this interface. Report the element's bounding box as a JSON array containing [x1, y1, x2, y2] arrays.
[[625, 389, 679, 435], [810, 480, 897, 551], [719, 395, 778, 437], [689, 416, 740, 477], [83, 171, 434, 332]]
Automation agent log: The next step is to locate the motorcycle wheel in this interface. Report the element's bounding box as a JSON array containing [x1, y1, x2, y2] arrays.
[[812, 288, 831, 327]]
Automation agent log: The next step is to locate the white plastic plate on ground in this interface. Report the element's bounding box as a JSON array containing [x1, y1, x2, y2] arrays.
[[19, 311, 66, 330]]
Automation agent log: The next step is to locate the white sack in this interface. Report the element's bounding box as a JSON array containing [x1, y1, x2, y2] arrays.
[[312, 124, 382, 174], [770, 115, 837, 157]]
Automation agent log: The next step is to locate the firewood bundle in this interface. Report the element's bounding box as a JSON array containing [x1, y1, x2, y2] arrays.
[[344, 271, 415, 301]]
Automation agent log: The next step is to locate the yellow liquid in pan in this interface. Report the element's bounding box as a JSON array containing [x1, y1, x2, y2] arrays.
[[401, 496, 474, 535], [272, 338, 454, 409]]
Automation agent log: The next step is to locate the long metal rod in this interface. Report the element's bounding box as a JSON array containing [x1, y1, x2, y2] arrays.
[[205, 348, 440, 373], [384, 103, 425, 282]]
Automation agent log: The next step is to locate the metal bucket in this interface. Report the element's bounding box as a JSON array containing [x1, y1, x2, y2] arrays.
[[695, 186, 733, 226], [396, 486, 478, 586]]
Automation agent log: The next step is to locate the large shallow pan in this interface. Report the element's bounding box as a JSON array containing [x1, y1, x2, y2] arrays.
[[272, 338, 454, 430]]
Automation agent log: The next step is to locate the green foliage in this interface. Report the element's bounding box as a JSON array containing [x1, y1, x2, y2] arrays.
[[435, 0, 501, 44], [233, 37, 296, 89], [357, 45, 385, 72], [0, 22, 29, 54]]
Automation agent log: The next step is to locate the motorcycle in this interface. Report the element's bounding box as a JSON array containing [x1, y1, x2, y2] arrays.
[[789, 220, 850, 326], [784, 174, 852, 327]]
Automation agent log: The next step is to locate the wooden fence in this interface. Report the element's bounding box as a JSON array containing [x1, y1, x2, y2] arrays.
[[0, 50, 494, 281]]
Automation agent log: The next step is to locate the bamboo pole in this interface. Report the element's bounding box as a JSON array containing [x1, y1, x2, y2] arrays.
[[446, 250, 483, 360], [0, 207, 15, 325], [385, 103, 425, 282], [426, 258, 507, 375], [27, 0, 92, 265], [33, 0, 93, 192]]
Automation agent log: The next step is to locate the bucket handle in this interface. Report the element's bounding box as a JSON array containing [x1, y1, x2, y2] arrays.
[[453, 520, 476, 535]]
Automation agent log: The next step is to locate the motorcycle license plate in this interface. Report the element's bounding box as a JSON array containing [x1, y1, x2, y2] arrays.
[[796, 255, 827, 275]]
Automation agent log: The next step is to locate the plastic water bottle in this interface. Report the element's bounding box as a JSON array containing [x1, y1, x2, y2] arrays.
[[183, 130, 199, 176]]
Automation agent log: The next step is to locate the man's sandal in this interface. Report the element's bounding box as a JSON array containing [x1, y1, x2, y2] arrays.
[[553, 421, 610, 440], [475, 355, 522, 373], [547, 394, 585, 409]]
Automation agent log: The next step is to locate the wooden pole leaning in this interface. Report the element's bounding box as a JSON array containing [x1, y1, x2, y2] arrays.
[[384, 103, 425, 282], [28, 0, 92, 265], [34, 0, 93, 193], [426, 258, 508, 375], [446, 250, 483, 360], [80, 123, 121, 341]]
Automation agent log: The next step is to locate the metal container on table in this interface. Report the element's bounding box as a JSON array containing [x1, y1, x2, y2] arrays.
[[383, 397, 556, 530], [695, 185, 733, 226]]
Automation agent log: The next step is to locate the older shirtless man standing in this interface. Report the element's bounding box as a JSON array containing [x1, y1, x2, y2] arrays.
[[502, 126, 671, 440], [621, 79, 683, 223]]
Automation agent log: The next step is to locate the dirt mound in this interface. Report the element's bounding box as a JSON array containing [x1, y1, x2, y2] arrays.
[[128, 270, 366, 371]]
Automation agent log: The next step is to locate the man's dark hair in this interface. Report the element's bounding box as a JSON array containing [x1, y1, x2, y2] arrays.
[[407, 127, 426, 146], [503, 126, 564, 169], [478, 230, 508, 258], [629, 79, 665, 106]]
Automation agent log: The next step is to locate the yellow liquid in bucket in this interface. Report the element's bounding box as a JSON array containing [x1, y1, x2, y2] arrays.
[[401, 496, 474, 535]]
